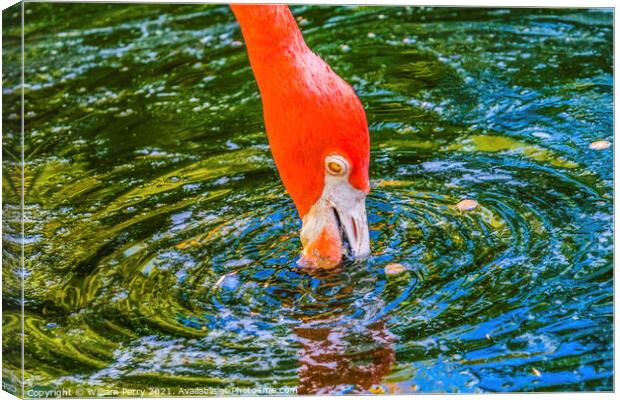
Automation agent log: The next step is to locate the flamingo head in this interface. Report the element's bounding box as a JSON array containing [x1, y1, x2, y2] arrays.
[[297, 152, 371, 270], [263, 62, 371, 269]]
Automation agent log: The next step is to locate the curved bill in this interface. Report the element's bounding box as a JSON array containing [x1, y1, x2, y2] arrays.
[[331, 194, 370, 259], [299, 179, 370, 269]]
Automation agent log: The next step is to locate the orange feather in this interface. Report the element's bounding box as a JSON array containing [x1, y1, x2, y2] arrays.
[[232, 5, 370, 218]]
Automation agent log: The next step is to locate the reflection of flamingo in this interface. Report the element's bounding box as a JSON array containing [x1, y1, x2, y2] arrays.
[[294, 321, 396, 394], [231, 5, 370, 269]]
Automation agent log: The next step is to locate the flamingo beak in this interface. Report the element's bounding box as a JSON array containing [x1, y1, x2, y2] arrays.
[[298, 179, 370, 269]]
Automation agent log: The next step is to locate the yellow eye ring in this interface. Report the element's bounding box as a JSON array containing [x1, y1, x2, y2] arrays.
[[325, 155, 348, 176]]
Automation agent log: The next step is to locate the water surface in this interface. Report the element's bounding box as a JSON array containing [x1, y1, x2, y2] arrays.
[[2, 4, 613, 395]]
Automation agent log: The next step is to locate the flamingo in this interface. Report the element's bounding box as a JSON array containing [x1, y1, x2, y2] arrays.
[[231, 4, 371, 269]]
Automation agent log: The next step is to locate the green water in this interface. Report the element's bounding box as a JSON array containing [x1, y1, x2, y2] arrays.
[[2, 3, 613, 395]]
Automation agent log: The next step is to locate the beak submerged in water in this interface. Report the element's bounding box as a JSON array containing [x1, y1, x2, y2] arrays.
[[299, 175, 370, 269]]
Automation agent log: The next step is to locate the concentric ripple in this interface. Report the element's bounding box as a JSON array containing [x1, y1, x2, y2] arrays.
[[2, 3, 612, 396]]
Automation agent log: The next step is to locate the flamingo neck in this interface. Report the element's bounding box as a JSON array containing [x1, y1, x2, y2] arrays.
[[231, 5, 370, 219], [231, 5, 308, 86]]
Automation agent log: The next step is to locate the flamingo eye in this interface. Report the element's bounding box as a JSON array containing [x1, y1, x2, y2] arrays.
[[325, 155, 348, 176]]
